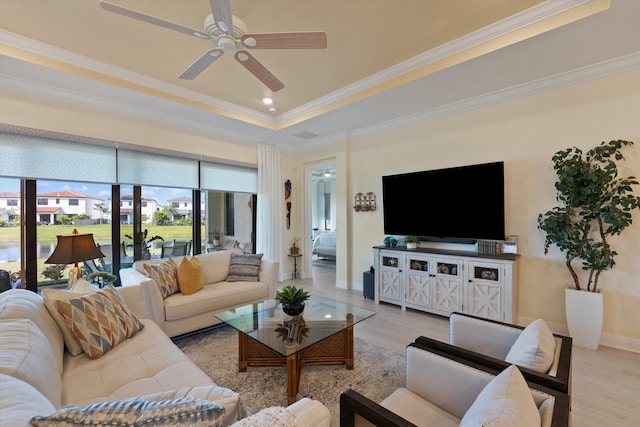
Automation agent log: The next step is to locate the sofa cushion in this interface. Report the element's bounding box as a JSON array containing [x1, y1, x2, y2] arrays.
[[54, 286, 145, 359], [177, 256, 205, 295], [42, 282, 99, 357], [460, 365, 540, 427], [0, 319, 63, 408], [0, 289, 65, 375], [144, 259, 180, 299], [0, 374, 56, 426], [30, 397, 225, 427], [164, 281, 269, 322], [505, 318, 556, 373], [227, 253, 263, 282], [197, 251, 232, 284]]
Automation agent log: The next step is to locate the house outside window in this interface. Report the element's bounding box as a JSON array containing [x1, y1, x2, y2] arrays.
[[69, 199, 79, 206]]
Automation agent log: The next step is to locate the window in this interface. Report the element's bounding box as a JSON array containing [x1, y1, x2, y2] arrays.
[[55, 198, 60, 204], [37, 198, 48, 205], [0, 178, 22, 286], [141, 201, 148, 208], [172, 202, 180, 207], [69, 199, 79, 206]]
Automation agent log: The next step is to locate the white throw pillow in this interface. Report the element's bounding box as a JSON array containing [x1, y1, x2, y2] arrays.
[[460, 365, 540, 427], [505, 318, 556, 373]]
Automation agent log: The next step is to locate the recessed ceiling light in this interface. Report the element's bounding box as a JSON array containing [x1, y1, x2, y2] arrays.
[[262, 97, 273, 105], [269, 107, 277, 112]]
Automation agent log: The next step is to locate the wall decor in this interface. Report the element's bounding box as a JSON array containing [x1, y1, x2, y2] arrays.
[[353, 192, 376, 212], [285, 179, 292, 229]]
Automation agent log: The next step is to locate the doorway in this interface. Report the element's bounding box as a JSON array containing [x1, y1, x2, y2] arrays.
[[305, 162, 336, 285]]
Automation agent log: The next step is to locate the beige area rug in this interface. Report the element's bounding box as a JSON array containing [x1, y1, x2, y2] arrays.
[[174, 325, 405, 427]]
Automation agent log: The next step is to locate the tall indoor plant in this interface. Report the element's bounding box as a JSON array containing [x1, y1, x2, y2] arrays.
[[537, 140, 640, 348]]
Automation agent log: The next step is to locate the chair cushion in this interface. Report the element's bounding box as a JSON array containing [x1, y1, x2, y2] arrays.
[[0, 319, 62, 408], [144, 259, 179, 299], [30, 397, 225, 427], [505, 318, 556, 373], [54, 286, 144, 359], [42, 281, 99, 356], [177, 256, 205, 295], [460, 365, 540, 427], [227, 253, 263, 282], [380, 387, 460, 427]]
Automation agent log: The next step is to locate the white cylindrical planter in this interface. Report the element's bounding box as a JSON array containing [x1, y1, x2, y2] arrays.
[[406, 243, 418, 249], [565, 288, 603, 350]]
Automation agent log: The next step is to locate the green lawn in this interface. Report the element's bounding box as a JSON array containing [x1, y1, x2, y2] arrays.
[[0, 224, 195, 244]]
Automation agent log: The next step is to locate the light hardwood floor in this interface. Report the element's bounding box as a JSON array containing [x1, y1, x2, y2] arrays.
[[287, 266, 640, 427]]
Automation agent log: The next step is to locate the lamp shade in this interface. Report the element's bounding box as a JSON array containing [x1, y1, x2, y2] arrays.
[[45, 230, 105, 265]]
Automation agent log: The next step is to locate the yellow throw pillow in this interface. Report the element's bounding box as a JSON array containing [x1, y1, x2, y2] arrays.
[[177, 256, 205, 295]]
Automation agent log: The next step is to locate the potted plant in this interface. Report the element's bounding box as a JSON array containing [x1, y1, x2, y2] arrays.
[[125, 229, 164, 259], [537, 140, 640, 349], [210, 229, 222, 246], [404, 236, 420, 249], [88, 271, 117, 288], [276, 285, 310, 316]]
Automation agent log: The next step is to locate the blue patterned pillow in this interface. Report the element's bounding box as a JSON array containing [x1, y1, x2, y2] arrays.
[[30, 397, 225, 426], [227, 253, 263, 282]]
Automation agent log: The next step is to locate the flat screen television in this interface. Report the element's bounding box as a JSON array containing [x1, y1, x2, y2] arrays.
[[382, 161, 505, 243]]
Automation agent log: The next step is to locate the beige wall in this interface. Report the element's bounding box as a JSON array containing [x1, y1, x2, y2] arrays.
[[297, 69, 640, 348]]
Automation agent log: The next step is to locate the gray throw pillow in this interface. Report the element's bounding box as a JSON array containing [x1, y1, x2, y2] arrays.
[[227, 253, 263, 282]]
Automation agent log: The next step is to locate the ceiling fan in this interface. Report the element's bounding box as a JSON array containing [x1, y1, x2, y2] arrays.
[[98, 0, 327, 92]]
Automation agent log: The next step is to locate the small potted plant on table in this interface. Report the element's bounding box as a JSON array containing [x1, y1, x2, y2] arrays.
[[276, 285, 310, 317]]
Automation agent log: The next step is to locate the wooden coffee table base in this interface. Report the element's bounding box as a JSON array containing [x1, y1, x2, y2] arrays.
[[238, 327, 354, 405]]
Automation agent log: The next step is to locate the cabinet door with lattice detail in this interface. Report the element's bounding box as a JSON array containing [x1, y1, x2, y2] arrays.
[[467, 261, 504, 321], [379, 252, 402, 303], [432, 258, 464, 315], [405, 255, 431, 310]]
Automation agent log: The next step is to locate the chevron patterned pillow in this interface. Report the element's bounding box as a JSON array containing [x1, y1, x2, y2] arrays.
[[54, 286, 144, 359]]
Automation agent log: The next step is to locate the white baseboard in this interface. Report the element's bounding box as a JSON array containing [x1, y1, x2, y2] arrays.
[[519, 316, 640, 354]]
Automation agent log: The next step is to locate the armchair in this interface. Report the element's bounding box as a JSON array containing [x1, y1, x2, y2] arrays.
[[415, 312, 572, 395], [340, 340, 570, 427]]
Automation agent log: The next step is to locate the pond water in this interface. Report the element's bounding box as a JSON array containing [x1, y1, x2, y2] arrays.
[[0, 242, 56, 262]]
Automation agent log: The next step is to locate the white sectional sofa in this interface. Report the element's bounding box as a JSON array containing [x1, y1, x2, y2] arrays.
[[0, 288, 330, 426], [119, 250, 279, 337]]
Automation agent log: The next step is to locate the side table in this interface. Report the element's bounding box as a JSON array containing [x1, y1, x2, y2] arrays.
[[288, 253, 302, 279]]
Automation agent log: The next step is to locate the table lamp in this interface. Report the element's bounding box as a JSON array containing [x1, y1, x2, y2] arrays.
[[45, 229, 105, 287]]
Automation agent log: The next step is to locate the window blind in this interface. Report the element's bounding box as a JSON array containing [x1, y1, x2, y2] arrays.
[[117, 149, 199, 188], [200, 162, 257, 193]]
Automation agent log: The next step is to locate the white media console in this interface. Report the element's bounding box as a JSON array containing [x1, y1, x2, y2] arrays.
[[373, 245, 520, 322]]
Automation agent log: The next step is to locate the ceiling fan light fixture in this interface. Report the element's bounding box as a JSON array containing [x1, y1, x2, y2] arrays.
[[218, 36, 236, 51], [243, 37, 257, 48]]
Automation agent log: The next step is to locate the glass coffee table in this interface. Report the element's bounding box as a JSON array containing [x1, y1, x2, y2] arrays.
[[215, 295, 376, 404]]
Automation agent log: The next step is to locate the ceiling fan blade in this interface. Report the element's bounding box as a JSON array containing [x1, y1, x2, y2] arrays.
[[234, 51, 284, 92], [242, 32, 327, 49], [209, 0, 233, 34], [98, 1, 210, 40], [179, 49, 224, 80]]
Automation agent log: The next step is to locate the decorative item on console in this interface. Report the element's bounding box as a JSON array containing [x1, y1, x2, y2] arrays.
[[353, 192, 376, 212], [383, 236, 398, 248], [404, 235, 420, 249]]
